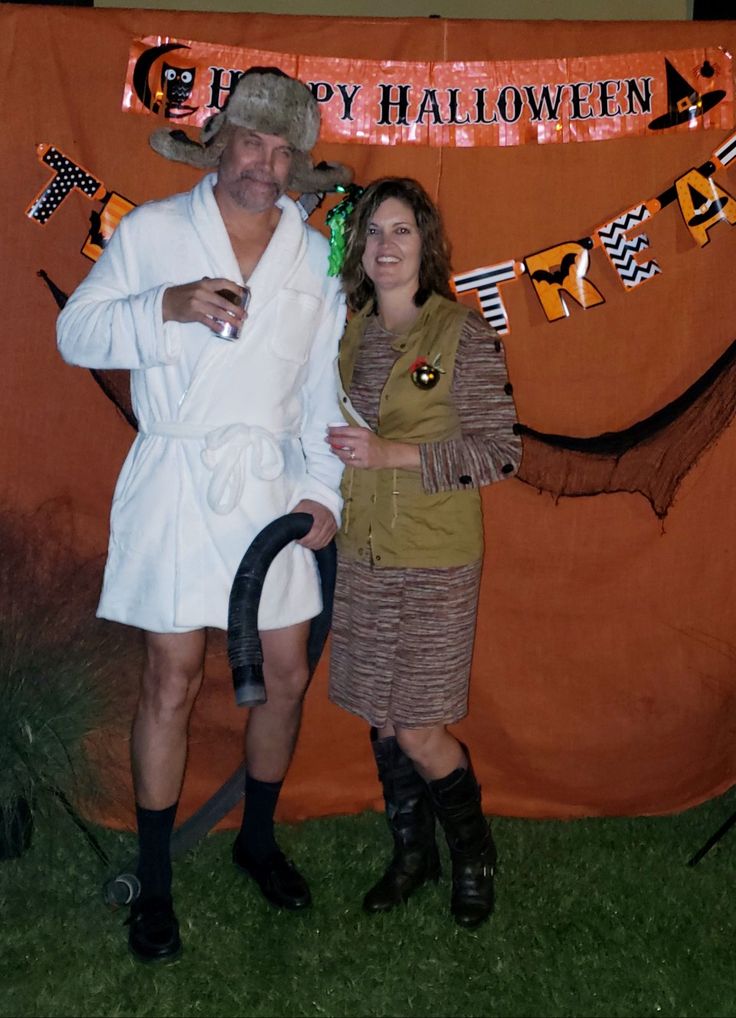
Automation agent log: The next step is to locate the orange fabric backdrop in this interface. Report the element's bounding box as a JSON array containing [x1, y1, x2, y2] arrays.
[[4, 5, 736, 829]]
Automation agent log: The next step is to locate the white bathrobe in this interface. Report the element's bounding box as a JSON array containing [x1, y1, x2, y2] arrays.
[[57, 174, 345, 632]]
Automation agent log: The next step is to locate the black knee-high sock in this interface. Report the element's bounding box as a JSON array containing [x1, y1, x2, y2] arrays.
[[237, 773, 283, 862], [135, 801, 178, 902]]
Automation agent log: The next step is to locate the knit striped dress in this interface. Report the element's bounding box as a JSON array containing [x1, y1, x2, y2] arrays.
[[328, 309, 521, 729]]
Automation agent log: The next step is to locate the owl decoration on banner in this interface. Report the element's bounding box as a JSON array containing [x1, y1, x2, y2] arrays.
[[159, 63, 197, 118], [130, 42, 200, 120]]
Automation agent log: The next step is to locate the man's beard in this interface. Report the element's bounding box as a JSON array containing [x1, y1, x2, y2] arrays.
[[226, 170, 285, 212]]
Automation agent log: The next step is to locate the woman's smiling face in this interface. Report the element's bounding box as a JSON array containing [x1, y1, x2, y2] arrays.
[[361, 197, 423, 298]]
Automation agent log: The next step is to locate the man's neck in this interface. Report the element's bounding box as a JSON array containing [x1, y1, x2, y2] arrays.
[[213, 185, 283, 281], [214, 184, 282, 238]]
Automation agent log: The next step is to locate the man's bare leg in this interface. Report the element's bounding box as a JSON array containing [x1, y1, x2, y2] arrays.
[[132, 629, 207, 808], [128, 629, 206, 963], [245, 620, 310, 781], [233, 619, 313, 909]]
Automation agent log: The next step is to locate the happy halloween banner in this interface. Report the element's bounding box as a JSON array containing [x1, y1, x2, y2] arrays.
[[122, 37, 734, 149]]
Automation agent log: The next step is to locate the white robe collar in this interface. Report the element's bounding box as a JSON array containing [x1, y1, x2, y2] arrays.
[[187, 174, 308, 313]]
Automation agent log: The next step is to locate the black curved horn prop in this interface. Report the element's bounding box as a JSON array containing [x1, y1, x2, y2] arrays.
[[227, 512, 337, 708]]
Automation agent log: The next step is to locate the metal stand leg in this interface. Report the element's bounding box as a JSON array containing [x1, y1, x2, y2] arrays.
[[687, 808, 736, 866]]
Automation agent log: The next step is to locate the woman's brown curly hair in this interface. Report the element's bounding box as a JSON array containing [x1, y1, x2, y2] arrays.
[[341, 177, 455, 312]]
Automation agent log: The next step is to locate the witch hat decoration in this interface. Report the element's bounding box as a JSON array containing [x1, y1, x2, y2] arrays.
[[649, 57, 726, 131], [686, 183, 729, 227]]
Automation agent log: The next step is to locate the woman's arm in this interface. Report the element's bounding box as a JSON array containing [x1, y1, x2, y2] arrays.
[[419, 312, 522, 493], [327, 425, 421, 471]]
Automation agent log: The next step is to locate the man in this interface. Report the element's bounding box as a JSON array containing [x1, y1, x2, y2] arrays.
[[57, 68, 351, 963]]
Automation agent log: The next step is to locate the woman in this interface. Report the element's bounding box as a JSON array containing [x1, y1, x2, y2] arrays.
[[327, 178, 522, 929]]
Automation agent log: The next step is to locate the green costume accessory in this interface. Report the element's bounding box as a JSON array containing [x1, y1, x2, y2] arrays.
[[326, 183, 365, 276]]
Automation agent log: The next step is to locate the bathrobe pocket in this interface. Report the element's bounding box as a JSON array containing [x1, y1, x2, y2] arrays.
[[268, 290, 322, 365], [108, 434, 173, 552]]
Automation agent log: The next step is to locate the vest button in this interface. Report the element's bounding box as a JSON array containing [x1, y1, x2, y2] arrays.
[[501, 463, 514, 474], [459, 474, 472, 485], [504, 382, 513, 395], [375, 554, 382, 561]]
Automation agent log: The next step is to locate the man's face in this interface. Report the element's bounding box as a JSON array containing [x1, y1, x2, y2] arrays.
[[216, 127, 294, 213]]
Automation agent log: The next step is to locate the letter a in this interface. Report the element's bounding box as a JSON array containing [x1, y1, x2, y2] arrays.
[[675, 168, 736, 247]]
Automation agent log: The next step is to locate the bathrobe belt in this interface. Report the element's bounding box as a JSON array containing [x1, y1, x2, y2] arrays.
[[140, 420, 288, 515]]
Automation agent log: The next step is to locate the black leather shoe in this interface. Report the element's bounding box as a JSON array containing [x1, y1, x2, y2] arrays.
[[232, 839, 312, 910], [127, 897, 182, 964]]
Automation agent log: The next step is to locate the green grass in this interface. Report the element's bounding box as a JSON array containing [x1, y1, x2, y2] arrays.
[[1, 790, 735, 1018]]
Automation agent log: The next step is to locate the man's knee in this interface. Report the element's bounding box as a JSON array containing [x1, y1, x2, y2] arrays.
[[140, 633, 205, 719], [141, 666, 202, 716], [262, 658, 310, 704], [260, 622, 310, 703]]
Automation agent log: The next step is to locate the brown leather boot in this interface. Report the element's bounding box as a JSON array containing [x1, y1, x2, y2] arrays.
[[428, 753, 497, 929], [363, 732, 441, 913]]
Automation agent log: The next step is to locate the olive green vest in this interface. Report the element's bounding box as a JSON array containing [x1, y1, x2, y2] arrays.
[[337, 292, 483, 568]]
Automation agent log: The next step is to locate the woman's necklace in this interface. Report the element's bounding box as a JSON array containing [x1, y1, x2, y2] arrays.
[[377, 306, 421, 336]]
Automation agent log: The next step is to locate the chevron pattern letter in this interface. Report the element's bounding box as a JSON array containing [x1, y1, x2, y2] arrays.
[[453, 261, 517, 335], [596, 204, 661, 290]]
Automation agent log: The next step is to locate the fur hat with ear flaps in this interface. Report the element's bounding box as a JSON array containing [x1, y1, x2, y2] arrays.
[[149, 67, 353, 193]]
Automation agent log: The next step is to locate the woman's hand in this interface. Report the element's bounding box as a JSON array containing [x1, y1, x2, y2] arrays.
[[327, 425, 420, 471]]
